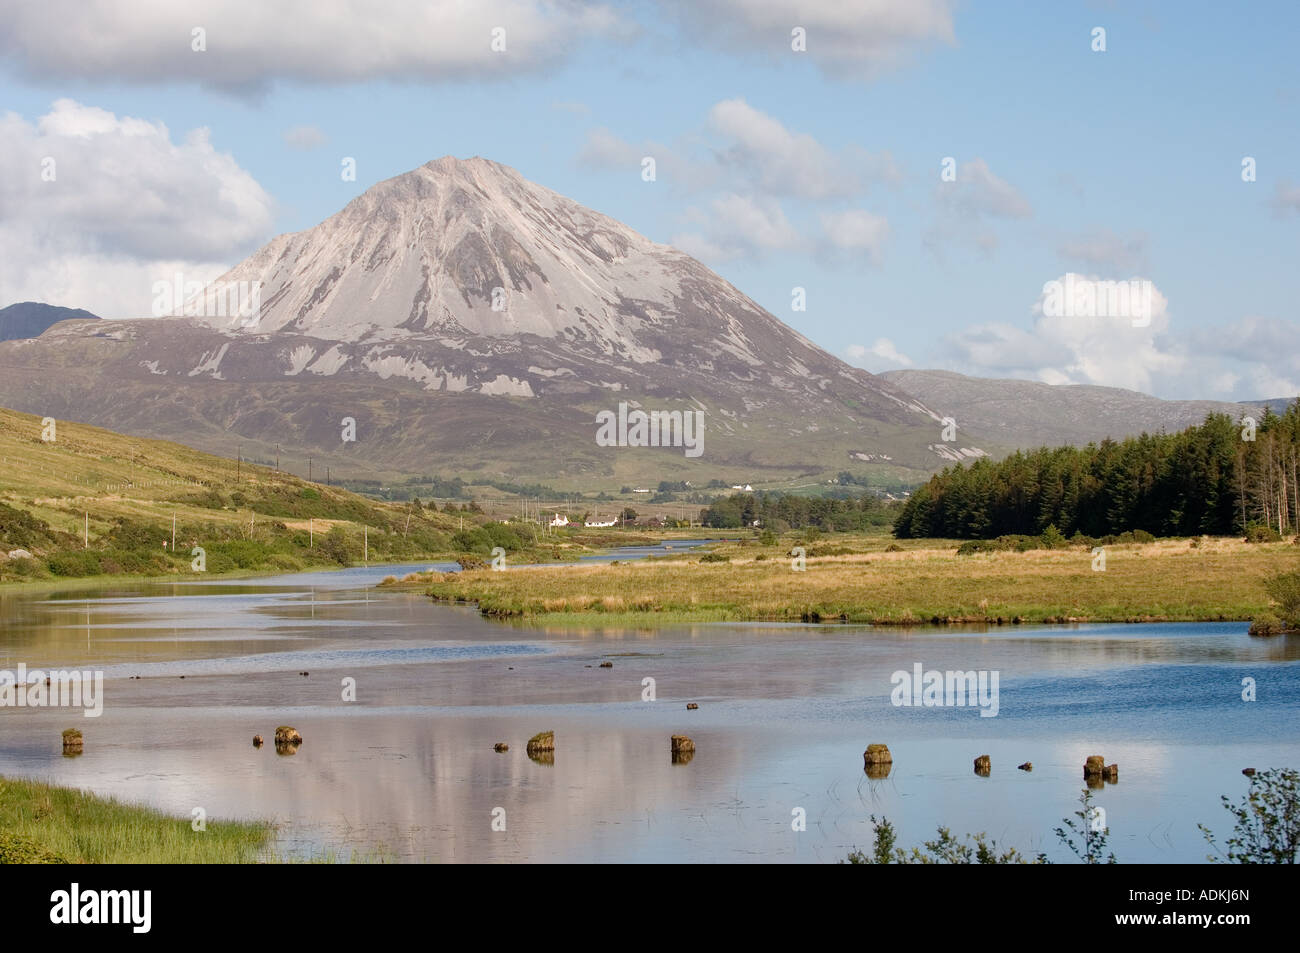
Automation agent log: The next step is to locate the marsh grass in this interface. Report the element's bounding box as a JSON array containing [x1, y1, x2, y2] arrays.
[[425, 534, 1298, 626], [0, 776, 273, 864]]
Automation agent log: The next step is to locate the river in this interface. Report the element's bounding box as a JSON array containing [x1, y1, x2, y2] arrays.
[[1, 544, 1297, 863]]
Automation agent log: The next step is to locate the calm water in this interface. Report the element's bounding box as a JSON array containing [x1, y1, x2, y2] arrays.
[[1, 547, 1297, 863]]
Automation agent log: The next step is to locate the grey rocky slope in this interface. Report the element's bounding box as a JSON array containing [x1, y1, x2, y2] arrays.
[[0, 158, 982, 486], [880, 368, 1266, 449]]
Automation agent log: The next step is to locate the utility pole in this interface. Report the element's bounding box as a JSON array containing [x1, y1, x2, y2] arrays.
[[310, 518, 313, 548], [364, 526, 368, 564], [309, 457, 312, 483], [172, 512, 176, 552], [276, 444, 280, 471], [84, 512, 88, 549], [237, 444, 241, 481], [326, 466, 330, 486]]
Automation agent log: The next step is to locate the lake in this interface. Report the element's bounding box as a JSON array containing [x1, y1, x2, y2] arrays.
[[1, 547, 1297, 863]]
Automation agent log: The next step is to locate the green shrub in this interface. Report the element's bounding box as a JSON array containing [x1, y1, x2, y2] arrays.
[[1245, 523, 1283, 543]]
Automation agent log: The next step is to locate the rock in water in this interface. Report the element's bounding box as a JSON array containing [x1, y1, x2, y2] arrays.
[[526, 730, 554, 753], [275, 726, 303, 746], [974, 754, 991, 775], [1242, 767, 1257, 777], [61, 729, 83, 751], [1017, 761, 1033, 771], [863, 743, 892, 765], [670, 735, 695, 753], [686, 703, 699, 710], [1084, 755, 1106, 777], [494, 742, 509, 752], [1104, 763, 1119, 782], [253, 735, 264, 747], [599, 661, 613, 668]]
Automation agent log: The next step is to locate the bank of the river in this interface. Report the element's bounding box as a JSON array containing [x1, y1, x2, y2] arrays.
[[0, 775, 273, 863], [416, 534, 1300, 627]]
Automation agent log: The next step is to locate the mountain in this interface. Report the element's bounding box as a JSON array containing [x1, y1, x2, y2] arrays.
[[880, 369, 1264, 449], [1245, 397, 1299, 416], [0, 302, 98, 341], [0, 157, 982, 489]]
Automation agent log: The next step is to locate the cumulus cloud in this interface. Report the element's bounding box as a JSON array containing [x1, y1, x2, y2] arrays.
[[671, 193, 800, 262], [661, 0, 956, 80], [1057, 228, 1148, 273], [0, 0, 624, 94], [945, 273, 1177, 393], [0, 99, 274, 317], [846, 338, 913, 372], [934, 276, 1300, 402], [585, 99, 893, 264], [283, 124, 328, 150]]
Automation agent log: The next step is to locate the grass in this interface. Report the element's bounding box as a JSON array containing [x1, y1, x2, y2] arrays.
[[420, 533, 1300, 626], [0, 405, 571, 583], [0, 776, 273, 864]]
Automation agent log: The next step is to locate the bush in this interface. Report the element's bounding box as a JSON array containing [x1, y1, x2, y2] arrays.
[[1132, 529, 1155, 543], [699, 552, 730, 563], [1201, 768, 1300, 863], [1262, 570, 1300, 628], [1244, 523, 1282, 543]]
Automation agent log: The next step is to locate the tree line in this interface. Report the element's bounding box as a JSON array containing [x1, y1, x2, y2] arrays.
[[894, 402, 1300, 540]]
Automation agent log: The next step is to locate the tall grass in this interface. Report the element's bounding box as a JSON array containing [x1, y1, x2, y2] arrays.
[[0, 776, 273, 864]]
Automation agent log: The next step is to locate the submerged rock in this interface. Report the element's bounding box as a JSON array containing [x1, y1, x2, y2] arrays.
[[1084, 755, 1106, 777], [61, 728, 82, 751], [671, 735, 695, 753], [1104, 763, 1119, 782], [599, 661, 613, 668], [974, 754, 991, 775], [253, 735, 264, 748], [1018, 762, 1033, 771], [494, 742, 509, 752], [686, 703, 699, 710], [1242, 767, 1257, 777]]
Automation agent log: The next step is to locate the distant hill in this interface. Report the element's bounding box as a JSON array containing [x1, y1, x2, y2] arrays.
[[1244, 397, 1299, 416], [0, 302, 98, 341], [880, 369, 1264, 450]]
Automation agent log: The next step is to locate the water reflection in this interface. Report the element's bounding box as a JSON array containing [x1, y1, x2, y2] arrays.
[[0, 558, 1297, 863]]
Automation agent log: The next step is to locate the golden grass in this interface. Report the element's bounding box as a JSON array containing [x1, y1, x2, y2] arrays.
[[424, 535, 1300, 626]]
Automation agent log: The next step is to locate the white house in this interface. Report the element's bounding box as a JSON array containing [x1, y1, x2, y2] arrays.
[[586, 517, 617, 528], [549, 513, 569, 528]]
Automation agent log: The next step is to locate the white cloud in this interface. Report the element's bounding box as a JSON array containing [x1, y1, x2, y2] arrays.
[[946, 274, 1177, 393], [663, 0, 956, 80], [846, 338, 913, 372], [1057, 228, 1148, 273], [927, 157, 1032, 255], [672, 193, 801, 262], [708, 98, 893, 198], [283, 124, 328, 150], [0, 100, 274, 317], [819, 209, 890, 263], [939, 276, 1299, 401], [0, 1, 624, 93]]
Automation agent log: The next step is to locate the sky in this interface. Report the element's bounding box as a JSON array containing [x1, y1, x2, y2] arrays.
[[1, 0, 1297, 401]]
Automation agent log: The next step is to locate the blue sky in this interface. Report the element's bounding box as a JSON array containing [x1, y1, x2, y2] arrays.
[[2, 0, 1297, 400]]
